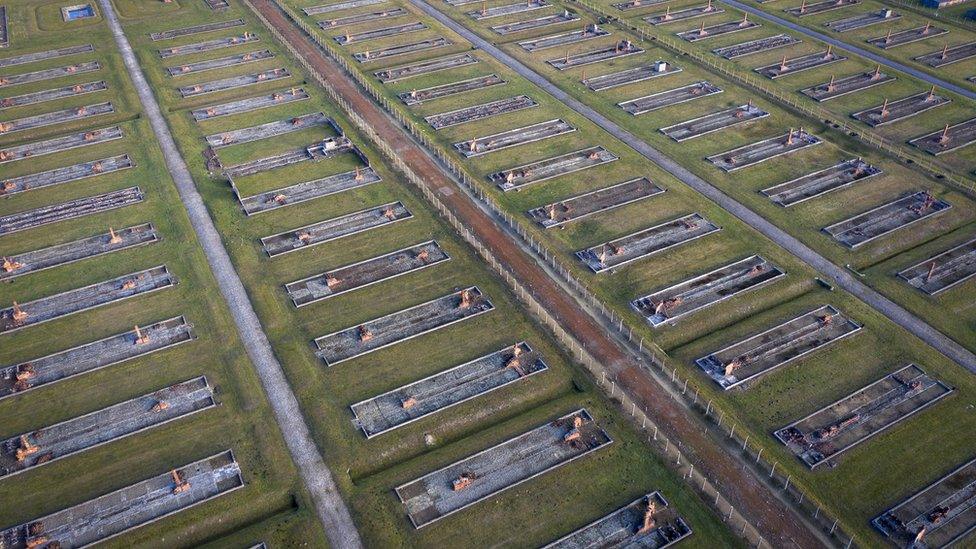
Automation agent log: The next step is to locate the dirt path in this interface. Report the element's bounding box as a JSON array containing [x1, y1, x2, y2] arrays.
[[96, 1, 363, 546], [249, 1, 828, 546]]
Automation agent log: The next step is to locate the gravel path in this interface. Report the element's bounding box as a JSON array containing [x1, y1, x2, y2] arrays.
[[411, 0, 976, 374], [96, 1, 363, 546]]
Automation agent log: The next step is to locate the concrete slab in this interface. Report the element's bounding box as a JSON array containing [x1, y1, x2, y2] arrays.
[[760, 158, 882, 207], [396, 409, 611, 528], [0, 223, 157, 281], [375, 53, 478, 82], [0, 265, 175, 334], [800, 69, 895, 101], [150, 19, 245, 41], [492, 11, 580, 35], [399, 74, 505, 105], [696, 305, 862, 390], [0, 451, 243, 547], [852, 90, 949, 127], [491, 146, 619, 191], [0, 80, 107, 110], [825, 9, 901, 32], [678, 19, 762, 42], [425, 94, 537, 129], [909, 117, 976, 155], [867, 25, 948, 49], [353, 38, 452, 62], [576, 213, 720, 273], [774, 364, 952, 468], [619, 81, 722, 115], [223, 137, 354, 178], [547, 41, 643, 70], [755, 50, 846, 79], [632, 255, 786, 327], [644, 4, 724, 25], [0, 61, 101, 88], [454, 118, 575, 157], [528, 177, 664, 228], [0, 153, 132, 196], [0, 377, 215, 479], [166, 50, 274, 77], [0, 125, 122, 164], [157, 34, 260, 59], [897, 237, 976, 295], [660, 103, 769, 141], [823, 190, 951, 248], [285, 240, 449, 306], [713, 34, 801, 58], [238, 166, 381, 215], [0, 44, 93, 69], [518, 24, 610, 52], [467, 0, 548, 20], [179, 68, 290, 98], [260, 201, 411, 257], [0, 186, 143, 236], [785, 0, 860, 16], [304, 0, 386, 15], [915, 42, 976, 67], [336, 22, 427, 45], [191, 88, 308, 121], [544, 492, 693, 549], [582, 61, 681, 91], [0, 317, 194, 400], [0, 101, 114, 135], [707, 129, 821, 172], [351, 341, 546, 437], [206, 112, 331, 148], [318, 8, 408, 30], [872, 456, 976, 548], [314, 287, 493, 365]]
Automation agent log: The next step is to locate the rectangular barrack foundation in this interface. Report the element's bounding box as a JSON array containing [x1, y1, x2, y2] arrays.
[[774, 364, 952, 468], [314, 287, 493, 365], [695, 305, 861, 389], [631, 255, 785, 327], [396, 409, 610, 528], [528, 177, 664, 228], [576, 212, 719, 273], [0, 451, 243, 547], [350, 342, 546, 437]]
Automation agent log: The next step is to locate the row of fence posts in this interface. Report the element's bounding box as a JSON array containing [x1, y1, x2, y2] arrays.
[[581, 0, 974, 194], [251, 0, 858, 546]]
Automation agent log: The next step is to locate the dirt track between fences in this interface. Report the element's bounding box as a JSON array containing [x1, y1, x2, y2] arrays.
[[250, 0, 829, 546]]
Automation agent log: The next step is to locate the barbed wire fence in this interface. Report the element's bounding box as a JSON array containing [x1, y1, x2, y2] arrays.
[[570, 0, 975, 195], [246, 1, 858, 546]]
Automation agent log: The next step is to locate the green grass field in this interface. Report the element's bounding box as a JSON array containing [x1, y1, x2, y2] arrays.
[[278, 0, 976, 543], [100, 0, 746, 545], [0, 0, 326, 546]]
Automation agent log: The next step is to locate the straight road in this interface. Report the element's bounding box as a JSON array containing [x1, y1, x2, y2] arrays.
[[249, 0, 831, 546], [410, 0, 976, 374], [719, 0, 976, 101], [96, 1, 363, 546]]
